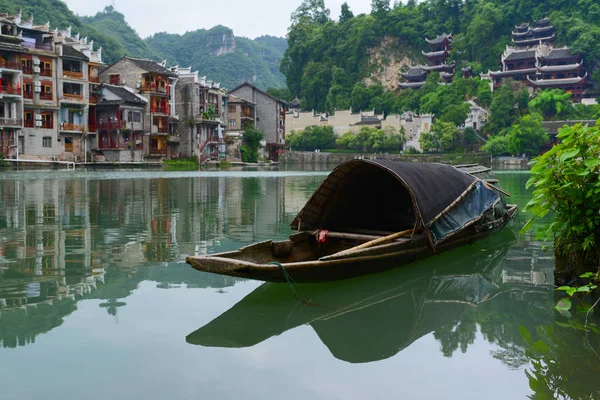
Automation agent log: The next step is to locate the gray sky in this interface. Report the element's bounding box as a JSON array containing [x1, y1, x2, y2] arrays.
[[64, 0, 373, 39]]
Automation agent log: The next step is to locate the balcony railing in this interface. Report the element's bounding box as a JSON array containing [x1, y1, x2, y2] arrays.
[[22, 66, 33, 74], [152, 125, 169, 133], [63, 93, 84, 101], [40, 69, 52, 77], [142, 83, 167, 93], [89, 93, 98, 104], [98, 140, 142, 150], [0, 61, 21, 71], [24, 90, 33, 99], [40, 92, 53, 101], [151, 105, 169, 114], [63, 70, 84, 79], [0, 118, 22, 127], [24, 120, 34, 128], [88, 124, 97, 133], [41, 120, 53, 129], [0, 85, 21, 95], [61, 123, 85, 132], [97, 121, 123, 130]]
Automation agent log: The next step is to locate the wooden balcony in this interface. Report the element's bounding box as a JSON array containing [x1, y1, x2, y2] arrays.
[[40, 69, 52, 77], [63, 93, 84, 101], [151, 105, 169, 114], [22, 66, 33, 75], [24, 120, 34, 128], [89, 93, 98, 104], [0, 85, 21, 95], [24, 90, 33, 99], [88, 124, 97, 133], [142, 83, 167, 94], [0, 61, 21, 71], [40, 92, 53, 101], [97, 121, 123, 130], [0, 118, 22, 127], [41, 120, 53, 129], [63, 70, 84, 79], [61, 123, 85, 132], [149, 148, 168, 156]]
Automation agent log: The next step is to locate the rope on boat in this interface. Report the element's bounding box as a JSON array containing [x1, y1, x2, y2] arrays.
[[268, 261, 313, 305]]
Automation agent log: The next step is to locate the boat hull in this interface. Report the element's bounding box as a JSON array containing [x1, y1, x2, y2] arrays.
[[186, 205, 518, 283]]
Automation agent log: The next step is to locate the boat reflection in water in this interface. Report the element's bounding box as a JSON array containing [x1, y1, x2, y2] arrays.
[[187, 229, 554, 364]]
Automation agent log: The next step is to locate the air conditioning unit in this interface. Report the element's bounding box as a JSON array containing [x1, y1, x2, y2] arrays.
[[33, 67, 40, 74], [35, 114, 42, 120], [33, 59, 40, 65], [35, 121, 42, 127], [34, 87, 41, 93], [34, 81, 41, 87]]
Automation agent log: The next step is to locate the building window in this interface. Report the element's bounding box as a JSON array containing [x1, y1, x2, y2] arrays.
[[24, 109, 34, 128], [41, 82, 53, 100], [228, 105, 236, 113], [42, 136, 52, 148], [41, 60, 52, 77], [24, 82, 33, 99], [109, 74, 120, 85], [133, 112, 141, 122], [41, 112, 53, 129], [228, 119, 236, 127]]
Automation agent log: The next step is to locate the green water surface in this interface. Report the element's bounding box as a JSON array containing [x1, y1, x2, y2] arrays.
[[0, 168, 598, 399]]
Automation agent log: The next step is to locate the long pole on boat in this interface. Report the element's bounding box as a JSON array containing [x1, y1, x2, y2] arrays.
[[328, 228, 414, 258]]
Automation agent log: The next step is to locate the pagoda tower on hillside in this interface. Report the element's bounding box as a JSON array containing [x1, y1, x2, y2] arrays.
[[399, 33, 456, 89], [511, 17, 555, 48]]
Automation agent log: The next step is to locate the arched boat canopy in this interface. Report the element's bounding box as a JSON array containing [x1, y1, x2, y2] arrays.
[[291, 159, 500, 246]]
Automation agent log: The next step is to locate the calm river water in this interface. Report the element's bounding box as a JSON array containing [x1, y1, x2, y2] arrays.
[[0, 167, 598, 399]]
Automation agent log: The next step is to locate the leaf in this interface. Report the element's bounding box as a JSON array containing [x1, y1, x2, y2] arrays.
[[519, 325, 533, 346], [555, 321, 577, 330], [555, 298, 572, 311], [566, 288, 577, 296], [580, 272, 596, 278], [557, 286, 572, 291], [520, 217, 536, 234], [560, 148, 580, 163], [577, 286, 591, 292], [532, 340, 550, 354]]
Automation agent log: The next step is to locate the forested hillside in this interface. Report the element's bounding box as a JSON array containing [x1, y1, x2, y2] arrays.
[[80, 6, 160, 60], [0, 0, 127, 63], [145, 27, 287, 90], [283, 0, 600, 112]]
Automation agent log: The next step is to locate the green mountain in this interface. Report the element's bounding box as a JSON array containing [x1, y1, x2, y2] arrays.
[[0, 0, 126, 63], [144, 27, 287, 90], [283, 0, 600, 112], [80, 6, 159, 60]]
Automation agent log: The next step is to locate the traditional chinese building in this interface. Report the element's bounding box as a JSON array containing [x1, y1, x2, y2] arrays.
[[174, 67, 228, 162], [511, 17, 555, 48], [399, 33, 456, 89], [483, 18, 590, 103], [100, 57, 179, 159]]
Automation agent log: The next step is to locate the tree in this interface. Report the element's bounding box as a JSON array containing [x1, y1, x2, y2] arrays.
[[482, 134, 511, 156], [287, 126, 336, 151], [477, 81, 493, 108], [463, 127, 477, 145], [505, 113, 549, 156], [240, 127, 264, 163], [440, 103, 470, 126], [419, 121, 460, 153], [487, 84, 516, 134], [339, 2, 354, 23], [291, 0, 331, 25], [529, 89, 573, 119]]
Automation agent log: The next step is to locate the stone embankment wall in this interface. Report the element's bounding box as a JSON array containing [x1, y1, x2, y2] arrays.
[[280, 151, 492, 168]]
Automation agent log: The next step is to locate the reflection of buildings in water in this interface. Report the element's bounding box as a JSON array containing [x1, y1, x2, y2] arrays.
[[187, 233, 555, 366]]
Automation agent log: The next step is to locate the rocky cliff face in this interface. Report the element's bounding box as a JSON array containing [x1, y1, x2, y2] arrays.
[[214, 31, 236, 56], [364, 37, 419, 91]]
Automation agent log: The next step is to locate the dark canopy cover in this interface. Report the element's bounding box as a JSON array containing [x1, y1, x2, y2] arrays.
[[292, 159, 497, 244]]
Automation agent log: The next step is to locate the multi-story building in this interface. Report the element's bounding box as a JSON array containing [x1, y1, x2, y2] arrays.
[[100, 57, 179, 159], [511, 18, 555, 48], [399, 33, 455, 89], [483, 18, 590, 103], [0, 13, 25, 158], [174, 67, 228, 161], [95, 84, 147, 162], [226, 95, 255, 136], [228, 82, 286, 161], [0, 11, 103, 161]]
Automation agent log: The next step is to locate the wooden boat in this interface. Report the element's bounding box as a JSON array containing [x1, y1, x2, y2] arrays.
[[186, 159, 518, 282], [186, 230, 546, 364]]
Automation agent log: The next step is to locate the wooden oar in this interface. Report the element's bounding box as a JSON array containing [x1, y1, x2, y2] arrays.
[[325, 229, 414, 259]]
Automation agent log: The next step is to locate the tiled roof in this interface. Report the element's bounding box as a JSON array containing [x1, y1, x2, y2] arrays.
[[401, 67, 427, 78], [426, 33, 452, 45], [125, 57, 177, 77], [63, 45, 89, 61], [399, 81, 426, 89], [543, 48, 575, 60], [504, 50, 536, 61], [99, 84, 147, 105]]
